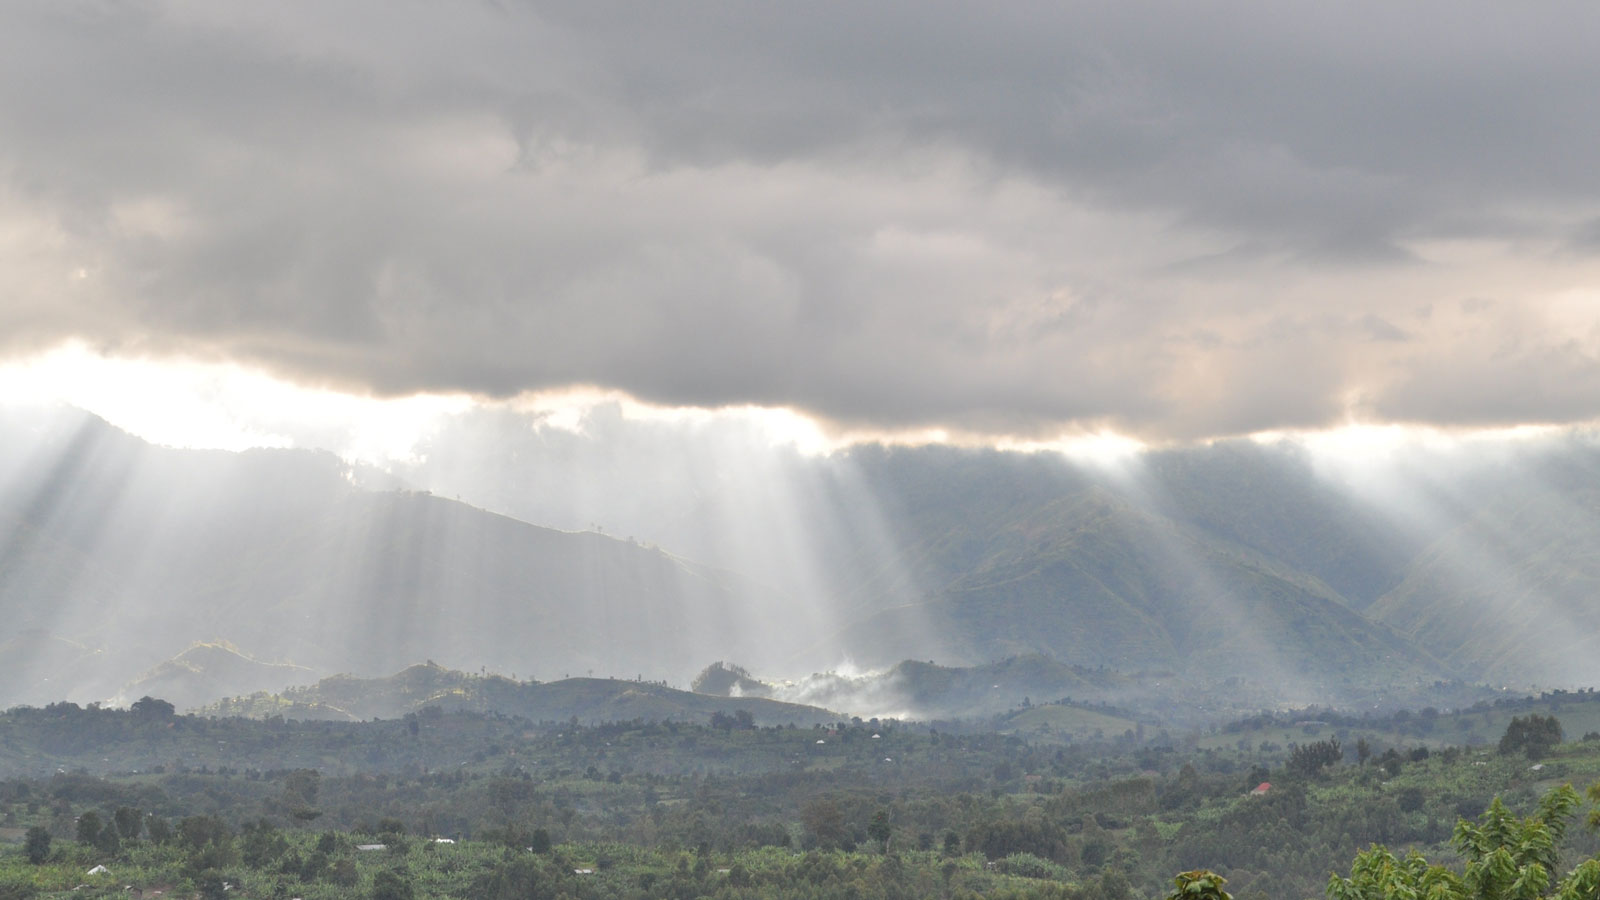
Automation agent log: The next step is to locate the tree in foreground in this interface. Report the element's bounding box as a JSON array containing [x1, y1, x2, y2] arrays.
[[1168, 869, 1233, 900], [1327, 782, 1600, 900]]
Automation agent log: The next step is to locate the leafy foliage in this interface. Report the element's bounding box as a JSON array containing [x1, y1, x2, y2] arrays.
[[1330, 783, 1600, 900], [1501, 716, 1565, 760]]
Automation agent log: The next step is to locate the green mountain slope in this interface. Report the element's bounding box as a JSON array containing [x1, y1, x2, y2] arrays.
[[1369, 449, 1600, 686], [825, 485, 1446, 703]]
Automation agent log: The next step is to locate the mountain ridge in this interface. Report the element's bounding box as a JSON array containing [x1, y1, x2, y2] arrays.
[[5, 406, 1600, 716]]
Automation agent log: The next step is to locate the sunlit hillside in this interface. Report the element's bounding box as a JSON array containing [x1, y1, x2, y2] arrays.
[[6, 406, 1600, 716]]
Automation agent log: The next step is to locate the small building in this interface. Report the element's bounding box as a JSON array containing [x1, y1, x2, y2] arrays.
[[1250, 782, 1271, 795], [356, 844, 387, 851]]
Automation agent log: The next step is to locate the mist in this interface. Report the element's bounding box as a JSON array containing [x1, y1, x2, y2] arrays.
[[5, 398, 1600, 719]]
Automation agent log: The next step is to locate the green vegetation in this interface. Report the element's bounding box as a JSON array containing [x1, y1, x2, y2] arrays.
[[2, 696, 1600, 897]]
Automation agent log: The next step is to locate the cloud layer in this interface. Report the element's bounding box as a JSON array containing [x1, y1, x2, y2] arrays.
[[4, 2, 1600, 439]]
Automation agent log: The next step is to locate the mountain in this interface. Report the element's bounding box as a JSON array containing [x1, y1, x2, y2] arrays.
[[1368, 443, 1600, 687], [200, 662, 838, 725], [117, 641, 316, 712], [8, 404, 1600, 717], [818, 448, 1451, 705], [0, 408, 796, 707]]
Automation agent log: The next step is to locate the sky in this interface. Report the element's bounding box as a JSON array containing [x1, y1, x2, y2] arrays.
[[4, 2, 1600, 454]]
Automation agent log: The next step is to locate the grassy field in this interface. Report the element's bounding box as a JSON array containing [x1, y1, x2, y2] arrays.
[[998, 703, 1142, 742]]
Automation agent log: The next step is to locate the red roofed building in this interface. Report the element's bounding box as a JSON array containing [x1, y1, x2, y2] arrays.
[[1250, 782, 1271, 795]]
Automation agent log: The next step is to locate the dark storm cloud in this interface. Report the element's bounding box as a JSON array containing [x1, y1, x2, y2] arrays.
[[3, 1, 1600, 439]]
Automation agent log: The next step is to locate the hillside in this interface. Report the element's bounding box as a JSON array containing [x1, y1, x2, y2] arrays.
[[199, 662, 839, 726], [1368, 446, 1600, 687], [0, 409, 792, 708], [729, 655, 1135, 723], [9, 406, 1600, 717], [823, 485, 1446, 706], [117, 641, 316, 712]]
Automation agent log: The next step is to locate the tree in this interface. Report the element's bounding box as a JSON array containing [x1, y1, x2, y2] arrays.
[[284, 769, 320, 808], [1288, 738, 1343, 777], [1326, 845, 1464, 900], [24, 826, 50, 864], [241, 820, 288, 868], [1327, 783, 1600, 900], [76, 810, 103, 846], [1453, 787, 1580, 899], [130, 695, 176, 720], [113, 806, 142, 842], [1500, 715, 1563, 760], [801, 796, 847, 850], [1168, 869, 1233, 900], [177, 815, 231, 852], [372, 869, 415, 900], [95, 823, 121, 856], [868, 810, 892, 851]]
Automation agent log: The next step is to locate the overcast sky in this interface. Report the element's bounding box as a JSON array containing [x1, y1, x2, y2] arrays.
[[5, 1, 1600, 443]]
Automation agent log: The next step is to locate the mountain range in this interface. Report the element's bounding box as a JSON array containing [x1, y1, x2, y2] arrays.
[[3, 405, 1599, 715]]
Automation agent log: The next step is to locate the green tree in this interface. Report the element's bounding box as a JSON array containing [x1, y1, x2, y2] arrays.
[[1454, 786, 1579, 900], [130, 696, 175, 720], [240, 820, 287, 868], [1500, 715, 1563, 760], [75, 810, 103, 846], [1289, 739, 1343, 777], [1168, 869, 1233, 900], [177, 815, 231, 852], [372, 869, 415, 900], [801, 796, 847, 850], [868, 809, 892, 850], [113, 806, 142, 841], [24, 826, 50, 864], [1327, 783, 1600, 900], [1326, 845, 1464, 900], [94, 823, 121, 856]]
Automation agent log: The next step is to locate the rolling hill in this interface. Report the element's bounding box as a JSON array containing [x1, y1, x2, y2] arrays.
[[199, 662, 839, 725]]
